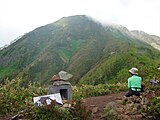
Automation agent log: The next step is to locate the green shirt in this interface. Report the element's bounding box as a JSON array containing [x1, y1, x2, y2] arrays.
[[128, 75, 142, 91]]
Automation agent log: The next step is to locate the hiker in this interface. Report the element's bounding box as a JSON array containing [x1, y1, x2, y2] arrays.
[[125, 67, 142, 97], [150, 77, 159, 86]]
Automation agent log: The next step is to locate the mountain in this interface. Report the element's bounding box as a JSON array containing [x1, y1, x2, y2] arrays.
[[131, 30, 160, 51], [0, 15, 160, 85]]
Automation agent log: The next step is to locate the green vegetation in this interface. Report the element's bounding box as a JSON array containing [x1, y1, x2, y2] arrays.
[[0, 15, 160, 85], [1, 77, 160, 119], [0, 78, 46, 115], [144, 86, 160, 119], [79, 46, 160, 85], [0, 78, 92, 119], [0, 77, 125, 119], [148, 97, 160, 119], [73, 83, 127, 100], [0, 15, 160, 119], [28, 100, 91, 120], [0, 64, 17, 80], [103, 105, 119, 120]]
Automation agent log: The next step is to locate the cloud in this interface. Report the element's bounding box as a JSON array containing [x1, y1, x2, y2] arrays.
[[0, 0, 160, 47]]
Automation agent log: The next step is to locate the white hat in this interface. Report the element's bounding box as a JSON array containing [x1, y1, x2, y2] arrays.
[[129, 67, 138, 75]]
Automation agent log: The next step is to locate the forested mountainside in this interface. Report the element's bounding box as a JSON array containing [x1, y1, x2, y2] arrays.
[[0, 15, 160, 85]]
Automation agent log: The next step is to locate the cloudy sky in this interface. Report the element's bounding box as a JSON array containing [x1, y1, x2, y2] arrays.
[[0, 0, 160, 47]]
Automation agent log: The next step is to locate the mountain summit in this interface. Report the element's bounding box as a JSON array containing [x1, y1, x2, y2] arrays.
[[0, 15, 160, 85]]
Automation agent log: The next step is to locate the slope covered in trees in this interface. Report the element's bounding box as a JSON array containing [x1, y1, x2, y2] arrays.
[[0, 15, 160, 85]]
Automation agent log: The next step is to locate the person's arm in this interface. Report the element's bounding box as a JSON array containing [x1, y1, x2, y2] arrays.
[[128, 78, 131, 88]]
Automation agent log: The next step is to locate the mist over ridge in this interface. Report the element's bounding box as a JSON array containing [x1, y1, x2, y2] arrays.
[[0, 15, 160, 85]]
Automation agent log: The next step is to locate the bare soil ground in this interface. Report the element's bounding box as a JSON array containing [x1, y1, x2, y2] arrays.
[[84, 92, 126, 120], [1, 91, 150, 120], [0, 116, 11, 120], [0, 92, 126, 120]]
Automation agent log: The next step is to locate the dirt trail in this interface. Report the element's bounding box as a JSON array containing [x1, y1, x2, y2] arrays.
[[84, 92, 126, 120], [0, 92, 125, 120], [1, 92, 144, 120]]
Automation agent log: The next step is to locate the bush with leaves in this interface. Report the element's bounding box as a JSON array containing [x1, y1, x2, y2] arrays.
[[73, 83, 127, 100], [25, 100, 91, 120], [0, 77, 139, 119], [144, 85, 160, 119], [103, 105, 119, 120], [0, 78, 47, 115], [0, 78, 91, 119], [147, 97, 160, 119], [28, 101, 72, 120]]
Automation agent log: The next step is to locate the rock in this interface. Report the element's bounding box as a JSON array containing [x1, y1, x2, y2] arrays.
[[122, 96, 128, 101], [141, 112, 147, 117], [124, 103, 134, 114], [157, 97, 160, 99], [106, 102, 117, 108], [130, 107, 139, 115], [63, 100, 68, 103], [90, 105, 96, 107], [80, 99, 86, 103], [116, 107, 124, 114], [134, 103, 141, 109], [92, 107, 98, 113], [142, 105, 147, 111], [63, 103, 68, 108], [121, 114, 131, 120], [63, 103, 71, 108], [115, 100, 123, 104], [148, 116, 153, 119], [124, 111, 130, 115]]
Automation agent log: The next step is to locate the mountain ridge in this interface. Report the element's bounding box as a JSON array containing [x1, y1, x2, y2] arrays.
[[0, 15, 160, 85]]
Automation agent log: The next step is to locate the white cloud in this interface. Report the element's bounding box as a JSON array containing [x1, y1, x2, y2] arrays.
[[0, 0, 160, 47]]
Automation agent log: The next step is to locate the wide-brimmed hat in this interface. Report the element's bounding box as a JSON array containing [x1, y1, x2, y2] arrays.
[[129, 67, 138, 75]]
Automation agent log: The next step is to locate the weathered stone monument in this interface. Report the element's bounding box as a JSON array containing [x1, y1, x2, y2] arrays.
[[48, 71, 73, 100]]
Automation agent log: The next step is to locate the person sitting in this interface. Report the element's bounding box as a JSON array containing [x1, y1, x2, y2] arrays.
[[150, 77, 159, 86], [125, 67, 142, 97]]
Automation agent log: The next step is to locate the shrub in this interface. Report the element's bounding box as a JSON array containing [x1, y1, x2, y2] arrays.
[[28, 102, 72, 120], [103, 105, 119, 120], [147, 97, 160, 119], [0, 78, 91, 119], [28, 100, 91, 120], [0, 78, 46, 115], [73, 83, 127, 100]]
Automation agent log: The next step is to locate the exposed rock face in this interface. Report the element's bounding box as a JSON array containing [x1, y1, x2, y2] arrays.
[[131, 30, 160, 51]]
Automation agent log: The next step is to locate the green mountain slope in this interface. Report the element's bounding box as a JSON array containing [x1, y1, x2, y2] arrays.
[[79, 45, 160, 85], [0, 15, 160, 85]]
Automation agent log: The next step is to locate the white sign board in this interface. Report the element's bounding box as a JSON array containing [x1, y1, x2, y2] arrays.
[[33, 93, 63, 107]]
